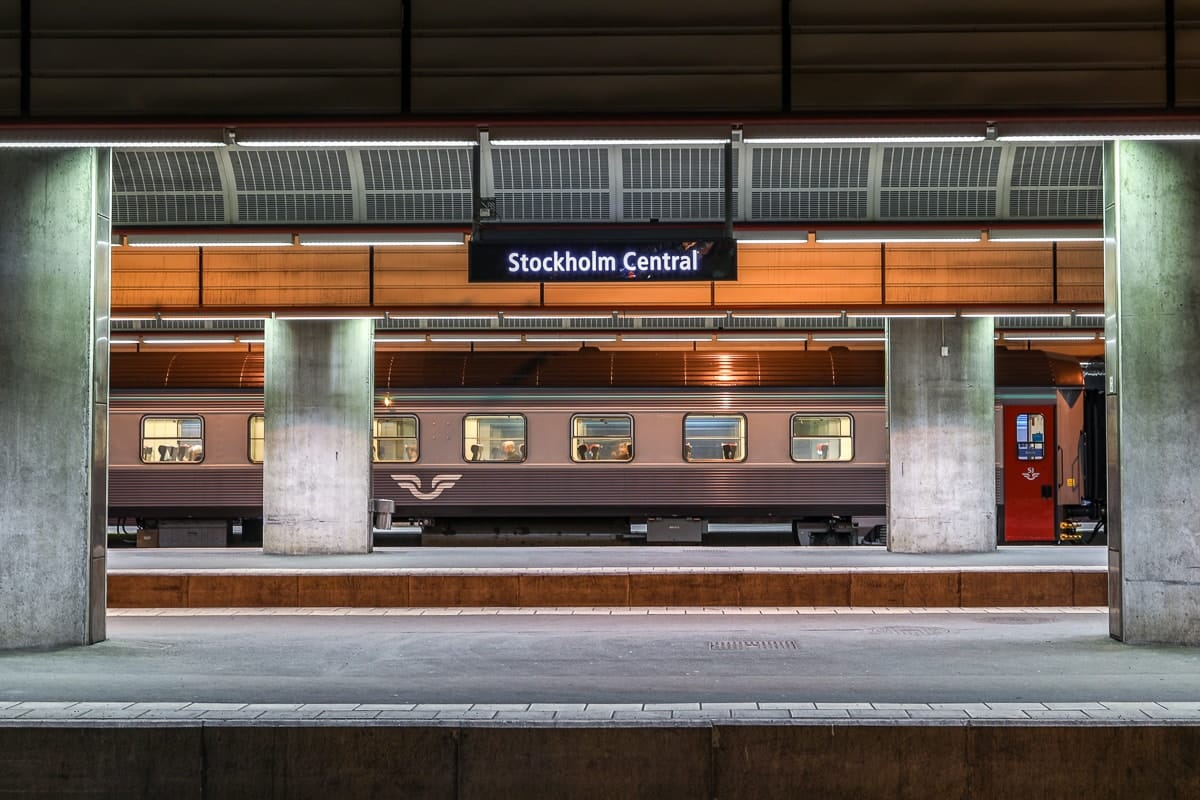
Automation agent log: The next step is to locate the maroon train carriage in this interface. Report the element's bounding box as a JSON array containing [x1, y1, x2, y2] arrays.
[[108, 347, 1087, 545]]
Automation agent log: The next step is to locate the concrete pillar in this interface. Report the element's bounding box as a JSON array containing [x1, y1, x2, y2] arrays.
[[263, 319, 374, 554], [0, 149, 111, 649], [886, 317, 996, 553], [1105, 141, 1200, 644]]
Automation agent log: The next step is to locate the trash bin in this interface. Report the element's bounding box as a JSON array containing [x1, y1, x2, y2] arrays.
[[371, 499, 395, 530]]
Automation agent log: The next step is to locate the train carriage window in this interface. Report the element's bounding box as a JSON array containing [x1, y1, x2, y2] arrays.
[[683, 414, 746, 462], [790, 415, 854, 462], [248, 415, 265, 463], [141, 416, 204, 463], [571, 415, 633, 462], [374, 415, 419, 462], [1015, 413, 1046, 461], [464, 414, 526, 462]]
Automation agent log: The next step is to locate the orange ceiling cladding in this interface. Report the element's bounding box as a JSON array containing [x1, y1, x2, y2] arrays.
[[109, 240, 1102, 314]]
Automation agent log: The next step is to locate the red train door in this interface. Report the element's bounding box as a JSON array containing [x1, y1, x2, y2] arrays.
[[1003, 405, 1057, 542]]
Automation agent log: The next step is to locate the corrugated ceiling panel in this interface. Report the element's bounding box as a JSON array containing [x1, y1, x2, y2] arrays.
[[228, 150, 353, 223], [112, 150, 225, 225], [492, 147, 610, 221], [880, 145, 1001, 219], [361, 148, 473, 222], [621, 147, 737, 221], [1008, 144, 1103, 218], [750, 146, 869, 220]]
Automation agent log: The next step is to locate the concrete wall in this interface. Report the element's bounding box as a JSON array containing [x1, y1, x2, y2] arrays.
[[0, 149, 110, 649], [1105, 141, 1200, 644], [263, 319, 373, 554], [886, 317, 997, 553], [2, 723, 1198, 798]]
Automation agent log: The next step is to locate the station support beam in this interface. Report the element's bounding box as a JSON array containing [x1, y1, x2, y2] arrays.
[[886, 318, 996, 553], [263, 319, 374, 555], [1105, 141, 1200, 645], [0, 150, 111, 649]]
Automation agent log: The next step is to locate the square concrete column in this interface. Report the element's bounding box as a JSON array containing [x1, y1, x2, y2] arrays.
[[1105, 141, 1200, 644], [263, 319, 374, 554], [886, 317, 996, 553], [0, 149, 111, 650]]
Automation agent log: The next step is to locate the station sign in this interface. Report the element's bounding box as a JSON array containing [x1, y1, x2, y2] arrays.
[[468, 237, 737, 282]]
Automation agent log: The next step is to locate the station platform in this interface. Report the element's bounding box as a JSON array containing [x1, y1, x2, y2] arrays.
[[107, 545, 1109, 609], [4, 604, 1200, 798]]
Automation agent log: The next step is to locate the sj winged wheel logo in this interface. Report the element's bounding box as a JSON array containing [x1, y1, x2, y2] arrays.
[[391, 473, 462, 501], [1022, 467, 1040, 481]]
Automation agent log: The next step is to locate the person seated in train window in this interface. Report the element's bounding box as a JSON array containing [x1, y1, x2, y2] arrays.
[[502, 440, 521, 461], [588, 444, 600, 460], [520, 443, 527, 459], [404, 444, 418, 462], [157, 444, 171, 462], [615, 441, 632, 460], [683, 442, 693, 461], [182, 444, 203, 462], [142, 446, 153, 462], [469, 444, 482, 462], [721, 442, 738, 460], [816, 442, 830, 460], [577, 443, 589, 460]]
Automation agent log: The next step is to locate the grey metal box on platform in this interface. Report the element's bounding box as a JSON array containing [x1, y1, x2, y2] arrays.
[[646, 517, 707, 544], [157, 520, 227, 548]]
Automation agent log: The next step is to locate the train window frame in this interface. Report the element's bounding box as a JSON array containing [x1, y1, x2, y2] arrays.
[[789, 414, 854, 463], [140, 415, 205, 464], [682, 413, 747, 463], [570, 414, 634, 463], [373, 414, 420, 464], [463, 413, 527, 463], [1015, 412, 1047, 461], [248, 414, 264, 464]]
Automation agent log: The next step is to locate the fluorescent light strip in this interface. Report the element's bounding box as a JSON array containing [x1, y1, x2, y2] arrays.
[[524, 335, 618, 343], [274, 314, 385, 321], [716, 335, 810, 342], [239, 338, 265, 344], [0, 141, 225, 148], [1004, 334, 1098, 342], [238, 140, 477, 148], [490, 138, 729, 147], [126, 233, 294, 248], [962, 313, 1071, 319], [746, 136, 984, 144], [429, 336, 522, 343], [852, 312, 955, 319], [735, 239, 809, 244], [817, 235, 981, 244], [998, 134, 1200, 142], [730, 313, 845, 320], [141, 337, 237, 345], [301, 240, 464, 247], [811, 335, 887, 342], [621, 335, 713, 342], [374, 336, 428, 343]]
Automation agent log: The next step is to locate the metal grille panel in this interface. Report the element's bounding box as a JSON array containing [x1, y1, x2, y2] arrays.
[[621, 147, 735, 221], [493, 148, 609, 221], [362, 148, 473, 222], [112, 150, 225, 224], [229, 150, 353, 223], [1008, 144, 1103, 219], [880, 145, 1000, 219], [751, 146, 869, 220]]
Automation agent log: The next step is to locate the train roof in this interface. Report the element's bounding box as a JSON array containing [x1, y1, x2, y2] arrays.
[[110, 347, 1083, 390]]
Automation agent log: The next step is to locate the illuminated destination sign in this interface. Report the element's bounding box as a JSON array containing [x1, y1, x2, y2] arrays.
[[468, 238, 737, 282]]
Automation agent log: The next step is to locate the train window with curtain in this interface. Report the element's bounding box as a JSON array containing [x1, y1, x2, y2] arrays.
[[248, 415, 265, 463], [141, 416, 204, 463], [571, 414, 633, 462], [374, 415, 419, 463], [682, 414, 746, 462], [463, 414, 526, 462], [1015, 412, 1046, 460], [790, 414, 854, 462]]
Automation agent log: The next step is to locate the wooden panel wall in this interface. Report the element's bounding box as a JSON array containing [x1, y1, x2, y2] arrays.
[[716, 244, 882, 306], [1055, 243, 1104, 304], [110, 242, 1103, 312], [111, 248, 200, 308], [201, 248, 369, 307], [884, 243, 1054, 304], [374, 247, 539, 306]]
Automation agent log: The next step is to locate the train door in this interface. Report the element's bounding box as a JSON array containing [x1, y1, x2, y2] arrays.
[[1003, 405, 1056, 542]]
